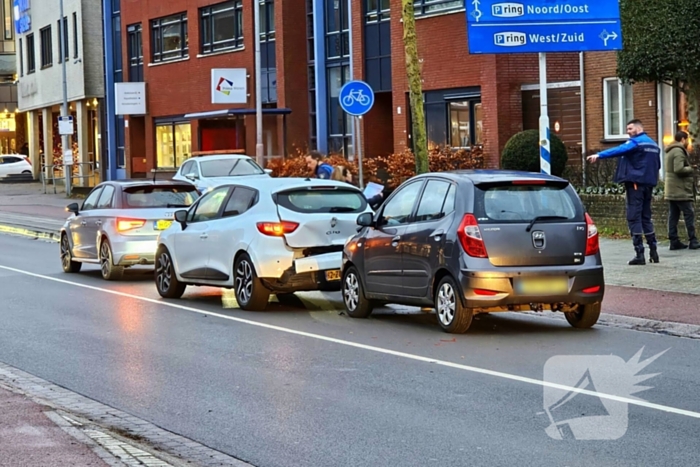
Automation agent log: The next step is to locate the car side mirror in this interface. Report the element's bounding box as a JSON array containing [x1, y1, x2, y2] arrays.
[[185, 173, 198, 181], [66, 203, 79, 215], [174, 210, 188, 229], [357, 212, 374, 228], [264, 168, 273, 175]]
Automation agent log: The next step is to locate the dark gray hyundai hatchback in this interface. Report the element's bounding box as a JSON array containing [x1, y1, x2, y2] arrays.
[[341, 170, 605, 334]]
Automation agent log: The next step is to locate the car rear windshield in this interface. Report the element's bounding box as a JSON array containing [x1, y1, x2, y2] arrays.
[[276, 188, 367, 213], [474, 183, 583, 223], [122, 185, 198, 208], [200, 159, 264, 177]]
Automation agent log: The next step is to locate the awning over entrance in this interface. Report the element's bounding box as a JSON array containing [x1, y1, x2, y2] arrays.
[[183, 108, 292, 119]]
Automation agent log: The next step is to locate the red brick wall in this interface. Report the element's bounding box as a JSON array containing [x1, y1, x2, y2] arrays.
[[583, 52, 658, 155]]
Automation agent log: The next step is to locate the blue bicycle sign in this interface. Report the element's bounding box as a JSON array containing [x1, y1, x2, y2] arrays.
[[339, 80, 374, 116]]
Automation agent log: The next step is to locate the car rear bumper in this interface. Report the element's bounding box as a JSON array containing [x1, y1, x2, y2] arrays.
[[457, 265, 605, 309], [112, 237, 158, 266]]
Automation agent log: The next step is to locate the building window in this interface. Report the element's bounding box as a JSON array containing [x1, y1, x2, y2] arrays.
[[151, 13, 188, 62], [73, 12, 79, 58], [366, 0, 390, 22], [3, 0, 12, 40], [156, 122, 191, 169], [58, 17, 69, 63], [449, 100, 483, 147], [19, 39, 23, 76], [26, 33, 35, 73], [127, 24, 143, 82], [603, 78, 634, 139], [260, 0, 276, 103], [414, 0, 463, 16], [40, 26, 53, 68], [200, 1, 242, 54]]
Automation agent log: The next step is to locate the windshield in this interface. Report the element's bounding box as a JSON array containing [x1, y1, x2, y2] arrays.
[[200, 158, 265, 177], [122, 185, 198, 208], [276, 189, 367, 213], [474, 184, 582, 223]]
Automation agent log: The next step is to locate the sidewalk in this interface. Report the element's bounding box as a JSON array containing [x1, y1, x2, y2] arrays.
[[0, 386, 108, 466]]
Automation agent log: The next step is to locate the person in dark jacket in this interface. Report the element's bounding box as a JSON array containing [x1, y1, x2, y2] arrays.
[[664, 130, 699, 250], [305, 150, 334, 179], [587, 119, 662, 265]]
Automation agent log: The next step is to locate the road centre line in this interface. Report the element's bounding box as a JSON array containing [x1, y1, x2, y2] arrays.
[[2, 264, 700, 421]]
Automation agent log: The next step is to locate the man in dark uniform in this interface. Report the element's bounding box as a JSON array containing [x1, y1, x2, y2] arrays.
[[587, 119, 662, 265]]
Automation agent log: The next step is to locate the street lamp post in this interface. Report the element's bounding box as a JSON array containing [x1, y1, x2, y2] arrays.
[[60, 0, 72, 196], [253, 0, 263, 166]]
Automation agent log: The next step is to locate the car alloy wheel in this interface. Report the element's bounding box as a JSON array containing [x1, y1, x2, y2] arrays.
[[60, 234, 81, 273], [156, 251, 173, 293], [343, 272, 360, 312], [436, 283, 456, 326], [233, 254, 270, 311], [341, 266, 374, 319], [235, 259, 254, 305], [100, 241, 123, 281]]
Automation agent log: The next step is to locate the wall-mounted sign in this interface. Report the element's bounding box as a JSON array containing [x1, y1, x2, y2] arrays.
[[211, 69, 247, 104], [13, 0, 31, 34], [115, 82, 147, 115]]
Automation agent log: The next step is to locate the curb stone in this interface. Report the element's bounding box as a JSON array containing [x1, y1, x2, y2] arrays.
[[0, 223, 59, 242]]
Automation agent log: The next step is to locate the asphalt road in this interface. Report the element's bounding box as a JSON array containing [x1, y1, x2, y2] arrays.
[[1, 234, 699, 467]]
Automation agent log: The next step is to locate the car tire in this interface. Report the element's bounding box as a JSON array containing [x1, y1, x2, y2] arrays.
[[99, 239, 124, 281], [155, 246, 186, 299], [234, 253, 270, 311], [564, 302, 602, 329], [22, 170, 31, 174], [60, 234, 82, 273], [342, 266, 374, 318], [435, 275, 473, 334]]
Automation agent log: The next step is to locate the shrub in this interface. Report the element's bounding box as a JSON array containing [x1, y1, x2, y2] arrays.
[[500, 129, 568, 176]]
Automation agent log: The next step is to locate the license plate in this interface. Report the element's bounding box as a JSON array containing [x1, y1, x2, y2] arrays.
[[154, 220, 173, 231], [515, 277, 569, 295], [325, 269, 341, 281]]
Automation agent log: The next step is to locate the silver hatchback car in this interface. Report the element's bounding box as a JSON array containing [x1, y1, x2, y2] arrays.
[[60, 180, 199, 280]]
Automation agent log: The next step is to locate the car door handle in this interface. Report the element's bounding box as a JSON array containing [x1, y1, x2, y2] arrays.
[[200, 233, 208, 239], [80, 221, 87, 226], [95, 221, 102, 226], [391, 235, 401, 244], [430, 229, 445, 239]]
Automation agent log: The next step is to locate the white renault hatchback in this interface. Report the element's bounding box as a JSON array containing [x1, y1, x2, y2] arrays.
[[154, 178, 373, 310], [173, 154, 271, 193]]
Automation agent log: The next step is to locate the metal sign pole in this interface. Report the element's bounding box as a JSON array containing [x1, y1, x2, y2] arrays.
[[539, 52, 551, 175], [254, 0, 263, 166], [356, 116, 364, 190], [60, 0, 72, 196]]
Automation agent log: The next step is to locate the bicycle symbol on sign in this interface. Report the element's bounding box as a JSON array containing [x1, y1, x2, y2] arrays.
[[342, 89, 371, 107]]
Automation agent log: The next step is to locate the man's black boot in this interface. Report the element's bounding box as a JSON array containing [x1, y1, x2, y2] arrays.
[[689, 239, 700, 250], [670, 240, 688, 250], [649, 247, 660, 263], [629, 251, 646, 265]]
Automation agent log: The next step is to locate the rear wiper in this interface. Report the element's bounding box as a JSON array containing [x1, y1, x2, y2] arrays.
[[329, 207, 355, 213], [526, 216, 568, 232]]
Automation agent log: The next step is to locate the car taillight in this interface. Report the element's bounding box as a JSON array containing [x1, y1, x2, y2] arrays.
[[457, 214, 488, 258], [117, 218, 146, 232], [24, 156, 31, 166], [256, 221, 299, 236], [585, 212, 599, 255]]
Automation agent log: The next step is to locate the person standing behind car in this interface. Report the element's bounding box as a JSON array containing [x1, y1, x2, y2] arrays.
[[664, 130, 699, 250], [331, 165, 383, 209], [587, 119, 662, 265], [305, 150, 334, 179]]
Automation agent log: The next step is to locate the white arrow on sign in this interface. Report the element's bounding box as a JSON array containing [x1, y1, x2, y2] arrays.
[[599, 30, 618, 46], [471, 0, 482, 22]]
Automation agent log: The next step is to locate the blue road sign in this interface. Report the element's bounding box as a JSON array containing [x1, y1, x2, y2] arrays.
[[467, 1, 621, 24], [339, 80, 374, 116], [468, 20, 622, 54], [465, 0, 622, 54]]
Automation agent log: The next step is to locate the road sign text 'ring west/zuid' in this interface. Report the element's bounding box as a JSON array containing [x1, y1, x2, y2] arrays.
[[465, 0, 622, 175]]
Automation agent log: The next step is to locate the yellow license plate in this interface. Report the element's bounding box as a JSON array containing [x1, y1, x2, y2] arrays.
[[155, 220, 173, 231], [325, 269, 341, 281], [516, 277, 569, 295]]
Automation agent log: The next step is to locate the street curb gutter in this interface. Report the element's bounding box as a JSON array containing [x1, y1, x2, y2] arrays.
[[0, 223, 59, 242]]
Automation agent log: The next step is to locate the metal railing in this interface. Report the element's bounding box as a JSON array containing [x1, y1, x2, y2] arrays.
[[41, 161, 97, 194]]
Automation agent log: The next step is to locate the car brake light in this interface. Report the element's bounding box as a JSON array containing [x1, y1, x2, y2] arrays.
[[512, 179, 546, 185], [582, 285, 601, 294], [474, 288, 498, 296], [585, 212, 599, 255], [256, 221, 299, 236], [117, 218, 146, 232], [24, 156, 31, 166], [457, 214, 488, 258]]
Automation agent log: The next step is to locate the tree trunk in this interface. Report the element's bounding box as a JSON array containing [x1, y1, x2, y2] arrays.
[[401, 0, 428, 174], [687, 80, 700, 145]]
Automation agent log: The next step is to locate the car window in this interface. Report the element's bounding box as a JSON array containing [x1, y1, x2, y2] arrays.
[[96, 185, 115, 209], [122, 185, 198, 208], [443, 184, 456, 214], [475, 184, 582, 223], [200, 158, 265, 177], [82, 187, 104, 211], [180, 161, 192, 175], [223, 187, 257, 217], [379, 181, 423, 226], [276, 188, 367, 213], [3, 156, 21, 164], [190, 187, 230, 222], [415, 180, 452, 222]]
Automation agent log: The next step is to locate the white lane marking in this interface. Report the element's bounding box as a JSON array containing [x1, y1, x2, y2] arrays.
[[2, 264, 700, 421]]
